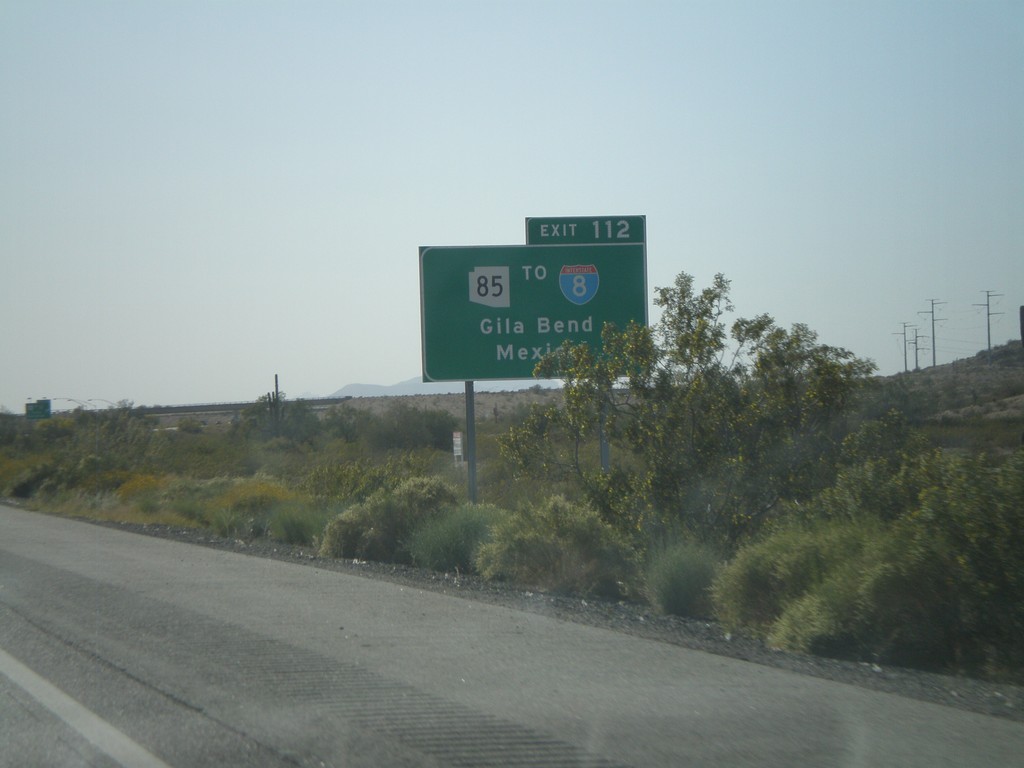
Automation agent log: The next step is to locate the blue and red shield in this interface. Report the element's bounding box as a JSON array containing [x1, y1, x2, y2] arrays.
[[559, 265, 599, 306]]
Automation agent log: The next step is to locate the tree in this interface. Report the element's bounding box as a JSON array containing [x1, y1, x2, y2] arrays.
[[501, 272, 875, 547]]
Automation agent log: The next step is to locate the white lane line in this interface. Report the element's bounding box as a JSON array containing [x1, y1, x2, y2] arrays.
[[0, 647, 173, 768]]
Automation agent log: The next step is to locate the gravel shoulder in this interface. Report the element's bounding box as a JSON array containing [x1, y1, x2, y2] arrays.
[[63, 516, 1022, 724]]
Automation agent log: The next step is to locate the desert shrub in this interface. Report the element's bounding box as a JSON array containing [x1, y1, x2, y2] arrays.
[[74, 466, 133, 495], [318, 507, 352, 559], [301, 456, 430, 503], [766, 585, 846, 658], [715, 450, 1024, 677], [248, 437, 316, 482], [901, 449, 1024, 676], [0, 414, 25, 448], [177, 417, 204, 433], [0, 453, 34, 493], [116, 473, 169, 512], [361, 402, 458, 452], [475, 495, 637, 598], [800, 460, 914, 524], [208, 478, 299, 539], [208, 507, 252, 538], [267, 502, 334, 546], [765, 528, 958, 668], [712, 518, 880, 633], [646, 540, 722, 618], [169, 497, 207, 522], [153, 476, 234, 522], [318, 476, 459, 563], [153, 430, 254, 478], [214, 477, 294, 511], [3, 458, 55, 498], [407, 503, 506, 573], [116, 473, 166, 500]]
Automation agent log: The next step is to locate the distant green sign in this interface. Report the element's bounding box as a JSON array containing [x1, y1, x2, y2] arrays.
[[25, 399, 51, 420], [420, 243, 646, 381], [526, 215, 646, 245]]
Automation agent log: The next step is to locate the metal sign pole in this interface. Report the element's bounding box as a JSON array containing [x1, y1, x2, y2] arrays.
[[465, 381, 477, 503]]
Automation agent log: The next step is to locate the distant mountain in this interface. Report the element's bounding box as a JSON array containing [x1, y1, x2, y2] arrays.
[[330, 377, 560, 399]]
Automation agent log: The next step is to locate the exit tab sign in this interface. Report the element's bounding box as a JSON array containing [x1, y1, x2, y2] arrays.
[[526, 215, 646, 245]]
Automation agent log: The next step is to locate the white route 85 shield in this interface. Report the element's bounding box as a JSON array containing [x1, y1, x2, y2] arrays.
[[468, 266, 510, 308]]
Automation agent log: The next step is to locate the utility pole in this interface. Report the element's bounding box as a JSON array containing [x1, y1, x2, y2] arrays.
[[918, 299, 946, 367], [974, 291, 1004, 365], [893, 322, 914, 372], [464, 381, 477, 503], [908, 328, 927, 371]]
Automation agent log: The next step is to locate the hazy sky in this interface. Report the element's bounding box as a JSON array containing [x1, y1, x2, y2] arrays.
[[2, 1, 1021, 412]]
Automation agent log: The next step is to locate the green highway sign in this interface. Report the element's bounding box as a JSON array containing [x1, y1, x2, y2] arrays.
[[420, 243, 647, 381], [25, 399, 51, 420], [526, 215, 646, 245]]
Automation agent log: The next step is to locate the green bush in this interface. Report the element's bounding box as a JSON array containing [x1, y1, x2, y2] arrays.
[[116, 473, 166, 500], [712, 519, 877, 633], [714, 450, 1024, 678], [115, 473, 168, 514], [6, 460, 56, 498], [208, 478, 299, 539], [156, 476, 234, 522], [267, 502, 334, 546], [318, 505, 352, 559], [362, 402, 458, 452], [70, 463, 133, 495], [177, 417, 204, 434], [407, 503, 505, 573], [475, 495, 637, 598], [153, 431, 254, 478], [169, 497, 207, 522], [903, 449, 1024, 676], [646, 541, 721, 618], [0, 453, 45, 496], [301, 456, 429, 503], [208, 507, 252, 538], [765, 527, 960, 669], [318, 476, 459, 563]]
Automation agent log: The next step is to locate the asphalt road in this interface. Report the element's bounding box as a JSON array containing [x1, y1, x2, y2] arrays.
[[1, 504, 1022, 767]]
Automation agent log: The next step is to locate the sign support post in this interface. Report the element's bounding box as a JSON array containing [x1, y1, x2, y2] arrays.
[[465, 381, 477, 503]]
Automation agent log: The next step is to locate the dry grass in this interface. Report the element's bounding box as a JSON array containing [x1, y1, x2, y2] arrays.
[[31, 493, 200, 528]]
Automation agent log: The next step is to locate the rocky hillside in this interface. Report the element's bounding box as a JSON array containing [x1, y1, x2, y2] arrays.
[[871, 340, 1024, 455]]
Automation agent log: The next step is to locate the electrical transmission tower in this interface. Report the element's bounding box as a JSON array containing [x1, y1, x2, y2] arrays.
[[918, 299, 946, 367], [893, 322, 914, 372], [908, 327, 928, 371], [974, 290, 1004, 365]]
